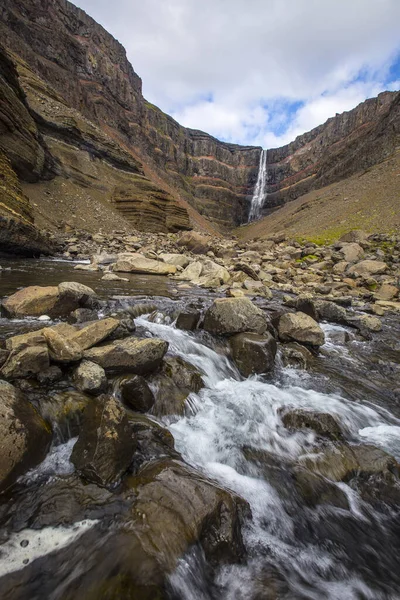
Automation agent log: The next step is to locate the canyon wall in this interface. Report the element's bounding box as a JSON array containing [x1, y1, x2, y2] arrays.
[[265, 91, 400, 211]]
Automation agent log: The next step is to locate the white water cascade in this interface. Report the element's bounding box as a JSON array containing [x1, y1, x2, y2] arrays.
[[248, 148, 268, 221]]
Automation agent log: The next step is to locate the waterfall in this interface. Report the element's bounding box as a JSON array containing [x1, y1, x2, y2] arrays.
[[248, 148, 267, 222]]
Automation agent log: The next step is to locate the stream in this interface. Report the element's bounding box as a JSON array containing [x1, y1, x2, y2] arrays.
[[1, 258, 400, 599]]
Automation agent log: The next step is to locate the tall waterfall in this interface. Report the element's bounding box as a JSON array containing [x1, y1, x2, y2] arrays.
[[248, 148, 267, 222]]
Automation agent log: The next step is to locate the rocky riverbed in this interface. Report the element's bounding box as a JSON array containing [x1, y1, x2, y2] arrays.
[[1, 228, 400, 599]]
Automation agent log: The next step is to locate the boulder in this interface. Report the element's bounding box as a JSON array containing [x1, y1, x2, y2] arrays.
[[339, 230, 369, 243], [340, 243, 364, 263], [177, 260, 203, 281], [113, 253, 176, 275], [374, 284, 398, 301], [281, 342, 314, 369], [175, 311, 200, 330], [5, 329, 47, 353], [120, 375, 155, 412], [299, 443, 398, 482], [278, 312, 325, 347], [229, 332, 277, 377], [281, 409, 344, 440], [84, 337, 168, 374], [203, 297, 267, 336], [162, 356, 204, 393], [199, 259, 231, 285], [150, 356, 204, 417], [315, 300, 348, 324], [72, 317, 120, 350], [43, 325, 82, 363], [73, 360, 108, 396], [71, 395, 136, 488], [159, 253, 191, 268], [1, 345, 50, 379], [2, 282, 97, 318], [0, 380, 51, 490], [40, 390, 92, 439], [2, 285, 60, 318], [347, 260, 388, 276], [177, 231, 211, 254]]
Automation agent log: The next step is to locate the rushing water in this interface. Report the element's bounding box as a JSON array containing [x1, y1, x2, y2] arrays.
[[1, 260, 400, 598], [137, 317, 400, 599], [249, 149, 268, 222]]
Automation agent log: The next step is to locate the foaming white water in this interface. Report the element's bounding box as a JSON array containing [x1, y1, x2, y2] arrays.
[[138, 318, 400, 598], [0, 520, 98, 578], [249, 149, 267, 222], [20, 439, 76, 483]]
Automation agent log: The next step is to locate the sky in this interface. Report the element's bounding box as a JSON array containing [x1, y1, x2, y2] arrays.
[[75, 0, 400, 148]]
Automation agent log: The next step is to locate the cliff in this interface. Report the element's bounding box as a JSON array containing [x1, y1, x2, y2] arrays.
[[0, 0, 398, 239], [265, 91, 400, 210]]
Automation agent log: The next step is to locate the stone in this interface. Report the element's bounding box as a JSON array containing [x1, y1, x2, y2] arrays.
[[177, 260, 203, 281], [120, 375, 155, 412], [43, 325, 83, 363], [113, 253, 176, 275], [84, 337, 168, 374], [2, 286, 60, 318], [58, 281, 97, 305], [199, 259, 231, 284], [177, 231, 211, 254], [163, 356, 204, 393], [0, 380, 51, 490], [5, 329, 47, 353], [339, 230, 369, 243], [72, 317, 120, 350], [281, 409, 344, 440], [340, 243, 364, 263], [281, 342, 314, 369], [374, 284, 398, 301], [70, 308, 98, 324], [175, 311, 200, 330], [315, 300, 348, 324], [73, 360, 108, 396], [347, 260, 388, 276], [355, 314, 382, 332], [159, 253, 190, 268], [37, 365, 63, 384], [229, 332, 277, 377], [203, 297, 267, 336], [71, 395, 136, 488], [40, 391, 92, 439], [101, 273, 129, 281], [278, 312, 325, 347], [243, 279, 272, 298], [1, 345, 50, 379], [150, 357, 204, 418]]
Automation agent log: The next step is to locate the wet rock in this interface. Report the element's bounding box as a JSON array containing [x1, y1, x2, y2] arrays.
[[113, 252, 176, 275], [1, 345, 50, 379], [293, 466, 349, 509], [71, 395, 136, 488], [73, 360, 107, 396], [120, 375, 155, 412], [69, 307, 99, 323], [229, 332, 277, 377], [84, 337, 168, 374], [281, 342, 314, 369], [355, 314, 382, 332], [40, 390, 92, 439], [129, 414, 178, 472], [299, 443, 399, 482], [278, 312, 325, 347], [150, 357, 204, 417], [101, 272, 129, 281], [58, 281, 97, 307], [203, 297, 267, 336], [0, 380, 51, 490], [37, 365, 63, 384], [0, 348, 9, 368], [175, 311, 200, 330], [347, 260, 388, 276], [315, 299, 348, 324], [128, 302, 158, 318], [281, 409, 344, 440], [5, 329, 47, 353], [177, 231, 211, 254]]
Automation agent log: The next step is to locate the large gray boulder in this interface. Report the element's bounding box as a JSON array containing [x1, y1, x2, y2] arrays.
[[203, 297, 267, 335], [84, 337, 168, 374], [0, 381, 51, 490], [278, 312, 325, 347]]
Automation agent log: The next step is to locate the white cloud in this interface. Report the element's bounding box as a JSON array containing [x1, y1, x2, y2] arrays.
[[75, 0, 400, 147]]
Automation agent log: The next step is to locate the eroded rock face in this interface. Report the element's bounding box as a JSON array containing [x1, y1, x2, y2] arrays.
[[71, 395, 136, 488], [203, 297, 267, 336], [0, 380, 51, 490]]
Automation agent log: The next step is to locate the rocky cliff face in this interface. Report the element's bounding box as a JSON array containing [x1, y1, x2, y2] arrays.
[[0, 0, 398, 235], [0, 0, 260, 229], [265, 91, 400, 210]]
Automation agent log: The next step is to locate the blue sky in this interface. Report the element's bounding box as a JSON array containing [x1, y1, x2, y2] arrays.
[[75, 0, 400, 148]]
